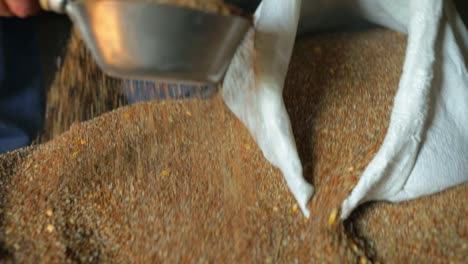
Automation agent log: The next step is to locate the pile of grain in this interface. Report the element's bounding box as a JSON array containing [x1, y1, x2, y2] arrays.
[[38, 0, 249, 143], [0, 29, 466, 263]]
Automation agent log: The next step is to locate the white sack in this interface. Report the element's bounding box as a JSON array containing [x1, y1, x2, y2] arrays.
[[222, 0, 468, 219]]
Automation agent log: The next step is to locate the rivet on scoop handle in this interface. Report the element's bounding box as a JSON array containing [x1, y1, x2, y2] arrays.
[[40, 0, 67, 13]]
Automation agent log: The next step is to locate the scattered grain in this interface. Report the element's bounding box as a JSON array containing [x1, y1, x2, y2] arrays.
[[0, 27, 462, 263]]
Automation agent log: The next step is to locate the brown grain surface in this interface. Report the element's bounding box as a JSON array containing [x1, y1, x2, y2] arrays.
[[1, 28, 467, 263]]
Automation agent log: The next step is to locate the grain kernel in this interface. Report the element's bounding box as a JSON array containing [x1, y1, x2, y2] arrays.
[[328, 208, 338, 226], [292, 204, 299, 213], [351, 242, 359, 254], [359, 256, 368, 264], [46, 224, 55, 233]]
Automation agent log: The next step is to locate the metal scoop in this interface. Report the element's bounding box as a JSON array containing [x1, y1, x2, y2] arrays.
[[39, 0, 251, 83]]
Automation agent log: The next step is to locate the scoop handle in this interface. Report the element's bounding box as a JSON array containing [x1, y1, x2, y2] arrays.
[[39, 0, 67, 13]]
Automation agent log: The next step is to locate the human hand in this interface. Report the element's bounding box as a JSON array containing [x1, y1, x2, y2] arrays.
[[0, 0, 40, 17]]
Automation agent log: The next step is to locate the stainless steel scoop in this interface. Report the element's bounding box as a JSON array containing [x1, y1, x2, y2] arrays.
[[39, 0, 251, 83]]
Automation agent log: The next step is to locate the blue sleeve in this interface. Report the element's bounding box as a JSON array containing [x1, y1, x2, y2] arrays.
[[0, 17, 45, 153]]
